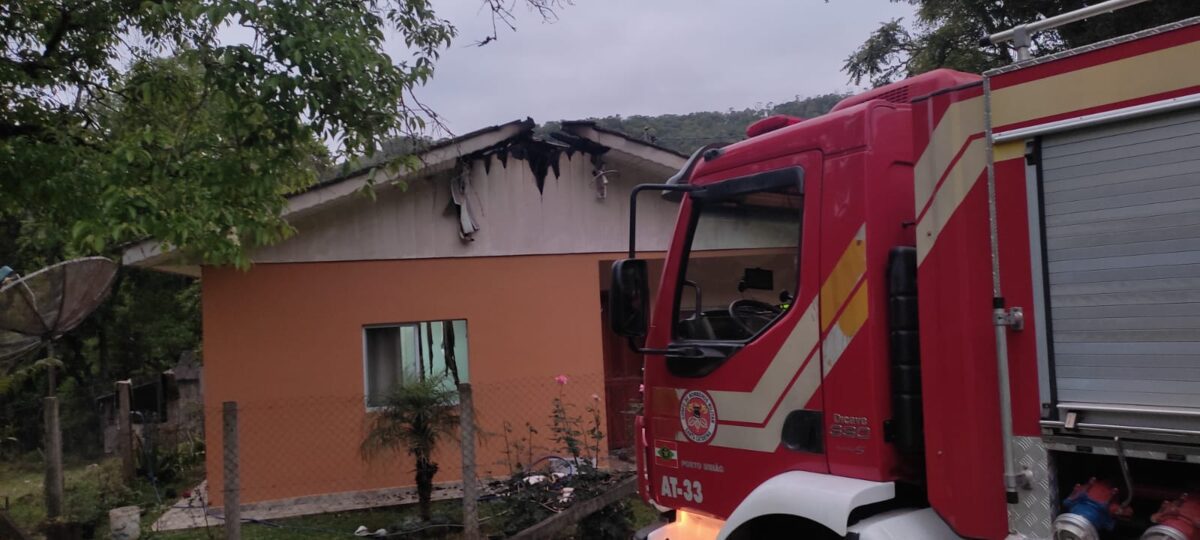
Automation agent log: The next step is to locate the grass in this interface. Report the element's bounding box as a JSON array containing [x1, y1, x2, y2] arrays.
[[150, 495, 662, 539], [1, 452, 204, 539], [2, 455, 662, 539], [0, 456, 53, 531], [149, 508, 408, 539], [0, 456, 135, 534], [629, 496, 661, 531]]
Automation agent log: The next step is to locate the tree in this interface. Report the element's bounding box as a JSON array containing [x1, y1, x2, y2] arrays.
[[541, 93, 847, 155], [1, 0, 565, 268], [845, 1, 1200, 86], [0, 217, 200, 455], [0, 0, 563, 483], [361, 376, 461, 522]]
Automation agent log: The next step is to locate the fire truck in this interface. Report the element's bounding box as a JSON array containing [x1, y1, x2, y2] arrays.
[[608, 2, 1200, 539]]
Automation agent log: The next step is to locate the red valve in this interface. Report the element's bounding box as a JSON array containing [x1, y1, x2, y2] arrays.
[[1144, 494, 1200, 540]]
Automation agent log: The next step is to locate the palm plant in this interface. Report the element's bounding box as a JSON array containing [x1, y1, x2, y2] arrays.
[[361, 376, 460, 521]]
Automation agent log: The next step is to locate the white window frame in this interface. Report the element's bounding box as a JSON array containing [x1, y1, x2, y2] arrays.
[[361, 320, 468, 411]]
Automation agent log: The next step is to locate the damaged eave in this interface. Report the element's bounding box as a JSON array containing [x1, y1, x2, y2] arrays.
[[560, 121, 687, 178], [123, 118, 690, 275], [123, 119, 537, 274], [287, 118, 536, 219]]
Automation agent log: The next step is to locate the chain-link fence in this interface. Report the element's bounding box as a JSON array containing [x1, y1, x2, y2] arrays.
[[158, 371, 639, 537], [1, 372, 642, 538], [0, 375, 210, 538], [226, 373, 614, 495]]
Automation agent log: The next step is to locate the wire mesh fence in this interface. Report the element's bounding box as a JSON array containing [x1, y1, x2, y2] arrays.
[[0, 377, 211, 538], [211, 372, 620, 502], [168, 371, 637, 536], [0, 371, 644, 538], [472, 373, 619, 478]]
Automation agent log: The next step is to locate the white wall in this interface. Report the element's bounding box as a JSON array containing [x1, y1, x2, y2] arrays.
[[252, 152, 687, 263]]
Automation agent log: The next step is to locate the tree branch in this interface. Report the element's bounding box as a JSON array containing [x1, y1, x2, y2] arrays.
[[40, 6, 73, 65], [475, 0, 568, 46], [2, 5, 86, 78]]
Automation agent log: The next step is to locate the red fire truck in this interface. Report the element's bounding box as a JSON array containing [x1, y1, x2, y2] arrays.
[[609, 2, 1200, 539]]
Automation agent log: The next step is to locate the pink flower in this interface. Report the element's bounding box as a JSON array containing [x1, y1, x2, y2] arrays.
[[554, 374, 569, 385], [639, 384, 645, 393], [592, 393, 600, 401]]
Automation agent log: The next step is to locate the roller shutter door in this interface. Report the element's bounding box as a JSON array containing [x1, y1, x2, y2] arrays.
[[1041, 107, 1200, 420]]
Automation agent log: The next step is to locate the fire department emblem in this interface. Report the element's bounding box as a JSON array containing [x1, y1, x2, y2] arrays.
[[680, 390, 717, 443]]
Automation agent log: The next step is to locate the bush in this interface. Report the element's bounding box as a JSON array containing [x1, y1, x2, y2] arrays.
[[151, 435, 205, 487], [63, 461, 138, 533], [361, 376, 460, 522], [492, 375, 634, 538]]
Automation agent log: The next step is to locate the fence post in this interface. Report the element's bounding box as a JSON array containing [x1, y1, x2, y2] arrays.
[[222, 401, 241, 540], [458, 383, 479, 540], [116, 380, 135, 484], [43, 397, 64, 519]]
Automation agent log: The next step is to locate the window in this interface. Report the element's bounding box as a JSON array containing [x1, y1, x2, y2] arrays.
[[363, 320, 469, 408], [674, 182, 803, 342]]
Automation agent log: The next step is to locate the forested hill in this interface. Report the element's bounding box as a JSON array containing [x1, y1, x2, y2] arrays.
[[543, 92, 848, 154]]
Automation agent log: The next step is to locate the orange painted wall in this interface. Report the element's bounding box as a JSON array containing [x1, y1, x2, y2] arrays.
[[201, 253, 629, 505]]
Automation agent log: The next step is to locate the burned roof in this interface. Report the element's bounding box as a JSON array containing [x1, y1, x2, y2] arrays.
[[560, 120, 688, 159], [123, 118, 687, 273], [304, 118, 538, 196]]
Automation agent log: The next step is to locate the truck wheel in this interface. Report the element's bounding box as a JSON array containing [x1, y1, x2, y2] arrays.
[[726, 514, 841, 539]]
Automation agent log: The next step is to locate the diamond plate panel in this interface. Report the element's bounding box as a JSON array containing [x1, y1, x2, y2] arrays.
[[1008, 436, 1055, 539]]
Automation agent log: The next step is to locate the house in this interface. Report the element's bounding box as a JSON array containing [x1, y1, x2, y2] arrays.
[[123, 118, 688, 509]]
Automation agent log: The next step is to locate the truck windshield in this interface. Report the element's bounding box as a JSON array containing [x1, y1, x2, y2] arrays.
[[674, 185, 803, 342]]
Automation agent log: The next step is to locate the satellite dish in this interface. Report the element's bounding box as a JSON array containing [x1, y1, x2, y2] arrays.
[[0, 257, 118, 372], [0, 256, 118, 524]]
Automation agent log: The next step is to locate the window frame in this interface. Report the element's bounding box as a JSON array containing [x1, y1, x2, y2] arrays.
[[361, 319, 468, 411], [669, 179, 804, 347]]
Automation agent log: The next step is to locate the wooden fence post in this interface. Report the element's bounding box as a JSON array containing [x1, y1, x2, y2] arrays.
[[458, 383, 479, 540], [222, 401, 241, 540], [43, 397, 64, 519], [116, 381, 135, 484]]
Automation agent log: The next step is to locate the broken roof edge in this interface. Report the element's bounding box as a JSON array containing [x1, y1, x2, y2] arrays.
[[123, 119, 536, 272], [123, 118, 687, 274], [285, 118, 539, 219], [560, 120, 689, 159], [304, 117, 537, 196]]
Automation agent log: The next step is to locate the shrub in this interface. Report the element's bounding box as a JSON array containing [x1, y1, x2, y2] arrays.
[[361, 376, 460, 522], [64, 461, 138, 532], [493, 375, 633, 538]]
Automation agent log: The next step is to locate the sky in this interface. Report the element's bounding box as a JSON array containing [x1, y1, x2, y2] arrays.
[[410, 1, 918, 133]]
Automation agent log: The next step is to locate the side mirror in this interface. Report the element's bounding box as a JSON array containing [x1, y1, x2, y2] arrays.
[[610, 259, 649, 338]]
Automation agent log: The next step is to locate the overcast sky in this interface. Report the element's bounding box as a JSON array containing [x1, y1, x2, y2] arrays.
[[410, 1, 917, 133]]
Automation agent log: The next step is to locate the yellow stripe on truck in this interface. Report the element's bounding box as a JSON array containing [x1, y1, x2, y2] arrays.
[[713, 279, 869, 452], [916, 137, 988, 266], [709, 230, 871, 452], [710, 300, 819, 424], [991, 40, 1200, 129], [915, 39, 1200, 268], [913, 97, 984, 217], [698, 227, 867, 438], [993, 141, 1024, 162], [822, 282, 869, 377], [820, 225, 867, 331]]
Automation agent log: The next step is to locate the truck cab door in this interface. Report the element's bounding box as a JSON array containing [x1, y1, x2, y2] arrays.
[[643, 153, 828, 518]]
